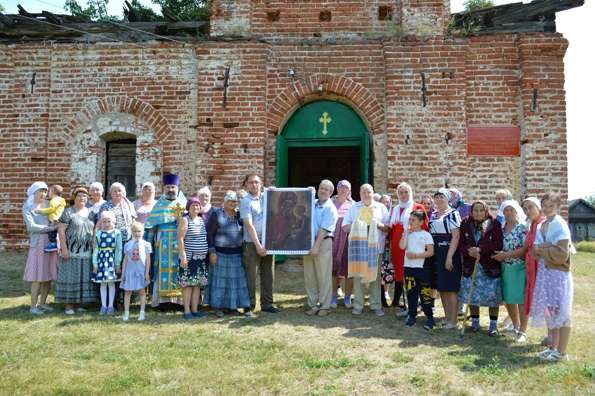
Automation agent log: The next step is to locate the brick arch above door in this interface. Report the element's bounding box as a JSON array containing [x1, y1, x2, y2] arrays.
[[60, 96, 183, 182], [267, 74, 385, 137], [62, 96, 173, 146]]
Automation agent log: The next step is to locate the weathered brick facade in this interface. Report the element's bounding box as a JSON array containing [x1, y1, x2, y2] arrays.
[[0, 0, 570, 248]]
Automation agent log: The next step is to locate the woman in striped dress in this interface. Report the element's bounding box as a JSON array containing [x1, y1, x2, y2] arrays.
[[177, 197, 209, 320], [429, 188, 462, 329]]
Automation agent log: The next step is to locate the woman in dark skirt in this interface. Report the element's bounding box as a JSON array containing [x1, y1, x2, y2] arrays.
[[177, 197, 209, 320], [428, 188, 462, 329], [458, 201, 504, 336]]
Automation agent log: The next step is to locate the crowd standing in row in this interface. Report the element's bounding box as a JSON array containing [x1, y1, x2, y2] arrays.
[[21, 175, 574, 362]]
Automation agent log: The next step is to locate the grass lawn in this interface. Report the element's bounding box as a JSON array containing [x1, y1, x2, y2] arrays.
[[0, 251, 594, 395]]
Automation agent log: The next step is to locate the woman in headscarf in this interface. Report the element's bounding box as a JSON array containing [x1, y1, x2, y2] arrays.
[[55, 187, 96, 314], [495, 189, 513, 225], [331, 180, 354, 308], [22, 182, 58, 315], [491, 200, 528, 342], [133, 182, 156, 224], [459, 201, 503, 336], [449, 188, 472, 220], [388, 183, 428, 316], [428, 188, 462, 329]]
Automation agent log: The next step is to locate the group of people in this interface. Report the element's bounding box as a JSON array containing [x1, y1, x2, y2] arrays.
[[21, 174, 574, 363]]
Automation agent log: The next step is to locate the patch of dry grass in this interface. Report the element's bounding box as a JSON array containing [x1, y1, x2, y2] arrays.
[[0, 251, 593, 394]]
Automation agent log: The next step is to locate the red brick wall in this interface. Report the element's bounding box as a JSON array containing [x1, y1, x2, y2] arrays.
[[518, 34, 569, 216], [0, 31, 570, 248], [384, 37, 468, 200], [210, 0, 449, 38]]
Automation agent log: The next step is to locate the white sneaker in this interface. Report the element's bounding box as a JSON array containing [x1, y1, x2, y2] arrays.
[[138, 311, 145, 321], [76, 307, 87, 312], [516, 332, 527, 343], [30, 307, 44, 315], [64, 309, 75, 315], [351, 308, 363, 315], [374, 309, 385, 317], [38, 304, 53, 312], [122, 312, 129, 321], [395, 308, 408, 318]]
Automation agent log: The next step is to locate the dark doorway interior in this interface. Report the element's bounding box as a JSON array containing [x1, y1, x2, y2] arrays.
[[106, 139, 137, 199], [288, 146, 361, 200]]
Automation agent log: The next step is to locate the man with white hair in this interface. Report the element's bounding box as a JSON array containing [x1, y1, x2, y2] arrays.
[[303, 179, 338, 317]]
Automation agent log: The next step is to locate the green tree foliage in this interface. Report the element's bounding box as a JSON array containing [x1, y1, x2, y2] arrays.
[[151, 0, 209, 21], [126, 0, 162, 21], [464, 0, 495, 11], [0, 3, 5, 12], [64, 0, 117, 21]]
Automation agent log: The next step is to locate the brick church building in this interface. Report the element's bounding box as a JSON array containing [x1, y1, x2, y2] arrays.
[[0, 0, 582, 248]]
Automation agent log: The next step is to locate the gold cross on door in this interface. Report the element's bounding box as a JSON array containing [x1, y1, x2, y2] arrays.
[[319, 112, 332, 135]]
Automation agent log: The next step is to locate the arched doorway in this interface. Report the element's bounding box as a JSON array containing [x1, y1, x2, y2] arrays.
[[276, 100, 370, 197]]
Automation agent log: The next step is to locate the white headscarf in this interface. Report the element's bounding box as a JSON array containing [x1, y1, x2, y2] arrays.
[[500, 199, 527, 225], [521, 197, 541, 211], [24, 181, 48, 210], [390, 183, 414, 226]]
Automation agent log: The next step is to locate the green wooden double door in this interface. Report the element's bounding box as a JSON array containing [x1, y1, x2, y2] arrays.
[[275, 100, 370, 198]]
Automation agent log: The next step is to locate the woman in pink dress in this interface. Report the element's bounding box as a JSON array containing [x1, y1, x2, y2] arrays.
[[22, 181, 59, 315]]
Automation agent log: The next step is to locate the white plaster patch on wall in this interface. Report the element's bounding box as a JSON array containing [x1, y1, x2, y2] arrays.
[[70, 112, 162, 195], [373, 131, 388, 193], [210, 0, 251, 37], [71, 132, 102, 186], [0, 192, 16, 214], [402, 8, 443, 36], [136, 132, 162, 196]]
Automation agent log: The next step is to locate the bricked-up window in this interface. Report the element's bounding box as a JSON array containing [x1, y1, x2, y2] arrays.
[[319, 10, 332, 22], [105, 138, 137, 198], [378, 6, 393, 21]]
